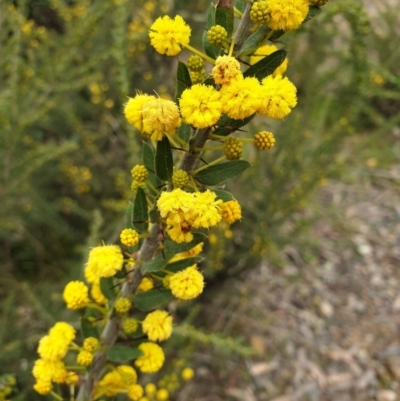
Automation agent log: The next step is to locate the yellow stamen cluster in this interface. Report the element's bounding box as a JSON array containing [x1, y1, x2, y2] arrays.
[[131, 180, 146, 192], [137, 277, 154, 292], [172, 169, 189, 189], [207, 24, 228, 47], [123, 318, 139, 334], [157, 189, 222, 243], [131, 165, 148, 182], [83, 337, 99, 353], [169, 265, 204, 300], [267, 0, 309, 31], [77, 350, 93, 367], [135, 342, 165, 373], [149, 15, 191, 56], [63, 280, 89, 310], [254, 131, 276, 150], [142, 310, 173, 342], [115, 297, 132, 314], [85, 245, 124, 279], [182, 367, 195, 381], [250, 0, 270, 25], [187, 55, 204, 71], [223, 137, 243, 160], [120, 228, 140, 247], [212, 56, 242, 86], [219, 200, 242, 224]]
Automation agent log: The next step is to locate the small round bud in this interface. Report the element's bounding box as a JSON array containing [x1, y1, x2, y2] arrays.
[[115, 297, 132, 314], [172, 169, 189, 188], [123, 318, 139, 334], [207, 25, 228, 47], [254, 131, 275, 150], [250, 1, 270, 25], [131, 165, 148, 182], [309, 0, 330, 6], [83, 337, 99, 353], [182, 367, 194, 381], [120, 228, 140, 247], [187, 55, 204, 71], [223, 137, 242, 160], [131, 180, 146, 192], [189, 69, 206, 84], [77, 350, 94, 367]]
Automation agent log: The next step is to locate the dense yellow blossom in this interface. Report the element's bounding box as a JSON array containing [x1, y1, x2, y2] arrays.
[[96, 370, 123, 397], [135, 342, 165, 373], [33, 380, 52, 395], [49, 322, 76, 344], [267, 0, 309, 31], [77, 350, 94, 366], [219, 200, 242, 224], [37, 335, 69, 361], [250, 44, 288, 76], [182, 367, 195, 381], [179, 84, 223, 128], [117, 365, 138, 385], [63, 280, 89, 309], [115, 297, 132, 314], [254, 131, 276, 149], [124, 94, 156, 132], [131, 165, 148, 182], [86, 245, 124, 278], [149, 15, 191, 56], [32, 359, 66, 382], [191, 190, 222, 229], [212, 56, 242, 85], [64, 372, 79, 385], [220, 77, 261, 119], [142, 310, 173, 342], [145, 383, 157, 396], [137, 277, 154, 292], [120, 228, 139, 247], [123, 318, 139, 334], [169, 265, 204, 300], [257, 75, 297, 119], [83, 337, 99, 353], [128, 384, 144, 400], [142, 98, 181, 141], [156, 388, 169, 401]]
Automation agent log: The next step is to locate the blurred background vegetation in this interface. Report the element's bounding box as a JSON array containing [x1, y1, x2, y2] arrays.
[[0, 0, 399, 399]]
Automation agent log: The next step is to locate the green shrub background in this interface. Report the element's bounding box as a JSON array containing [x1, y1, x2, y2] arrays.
[[0, 0, 399, 399]]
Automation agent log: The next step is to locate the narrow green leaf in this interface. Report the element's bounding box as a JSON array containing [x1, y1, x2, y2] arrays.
[[244, 50, 287, 80], [215, 6, 234, 37], [133, 188, 148, 232], [81, 317, 99, 339], [214, 114, 255, 136], [134, 288, 174, 312], [178, 123, 191, 143], [164, 232, 208, 254], [99, 277, 115, 301], [206, 3, 216, 29], [175, 62, 192, 103], [142, 142, 155, 171], [213, 189, 236, 202], [141, 254, 168, 274], [237, 25, 270, 57], [195, 161, 251, 186], [166, 257, 202, 273], [124, 201, 134, 230], [235, 0, 246, 13], [107, 346, 143, 363], [202, 31, 220, 59], [155, 136, 173, 181]]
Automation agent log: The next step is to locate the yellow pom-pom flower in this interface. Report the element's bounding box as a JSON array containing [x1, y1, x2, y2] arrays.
[[149, 15, 191, 56], [142, 310, 173, 342], [182, 367, 195, 381], [49, 322, 76, 344], [135, 342, 165, 373], [37, 335, 69, 361], [137, 277, 154, 292], [187, 55, 204, 71], [120, 228, 140, 247], [117, 365, 138, 386], [207, 25, 228, 47], [172, 169, 189, 189], [32, 359, 66, 382], [156, 388, 169, 401], [131, 165, 148, 182], [267, 0, 309, 31], [86, 245, 124, 278], [219, 200, 242, 224], [257, 75, 297, 119], [83, 337, 99, 353], [250, 44, 288, 76], [179, 84, 223, 129], [124, 94, 156, 132], [223, 137, 242, 160], [250, 0, 270, 25], [212, 55, 242, 86], [64, 372, 80, 385], [115, 297, 132, 314], [220, 77, 261, 120], [63, 280, 89, 310], [142, 98, 181, 141], [96, 370, 123, 397], [191, 190, 222, 229], [157, 189, 194, 222], [128, 384, 144, 400], [77, 350, 94, 366], [123, 318, 139, 334], [33, 380, 52, 395], [169, 265, 204, 300], [254, 131, 276, 149], [145, 383, 157, 396]]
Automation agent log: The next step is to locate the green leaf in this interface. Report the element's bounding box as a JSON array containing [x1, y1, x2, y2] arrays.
[[213, 189, 236, 202], [80, 317, 99, 339], [124, 201, 134, 230], [237, 25, 271, 57], [155, 136, 173, 181], [202, 30, 220, 60], [107, 346, 143, 363], [164, 232, 208, 254], [244, 50, 287, 80], [214, 114, 255, 136], [99, 277, 115, 301], [206, 2, 216, 29], [142, 142, 155, 171], [133, 188, 148, 232], [235, 0, 246, 13], [141, 254, 168, 274], [134, 288, 174, 312], [166, 257, 202, 273], [175, 62, 192, 103], [215, 6, 234, 38], [270, 6, 321, 41], [195, 161, 251, 186], [178, 123, 191, 143]]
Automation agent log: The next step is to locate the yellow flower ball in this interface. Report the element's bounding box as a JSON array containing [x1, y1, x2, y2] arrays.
[[32, 359, 66, 383], [77, 350, 94, 367], [212, 56, 242, 85], [86, 245, 124, 278], [267, 0, 309, 31], [33, 380, 52, 395], [219, 200, 242, 224], [124, 94, 156, 132], [169, 266, 204, 300], [128, 384, 144, 400], [182, 367, 195, 381], [49, 322, 76, 344], [142, 310, 173, 342], [135, 342, 165, 373], [63, 280, 89, 309], [115, 297, 132, 314], [156, 388, 169, 401], [37, 335, 69, 361], [83, 337, 99, 353], [117, 365, 138, 386]]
